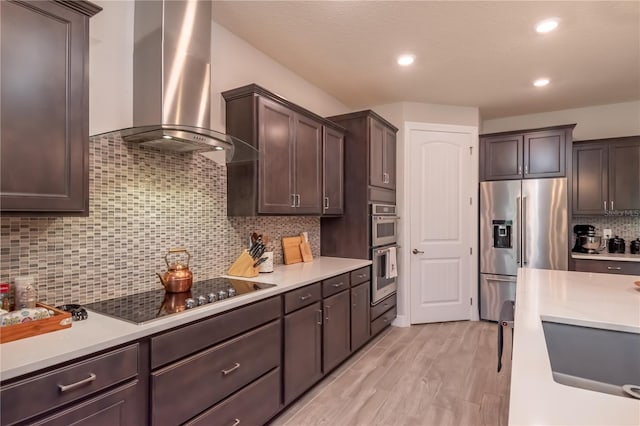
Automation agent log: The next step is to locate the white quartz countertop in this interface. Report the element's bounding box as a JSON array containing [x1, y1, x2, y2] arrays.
[[0, 257, 370, 381], [509, 268, 640, 426], [572, 252, 640, 262]]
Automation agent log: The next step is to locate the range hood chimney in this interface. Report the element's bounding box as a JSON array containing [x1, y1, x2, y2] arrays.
[[119, 0, 256, 162]]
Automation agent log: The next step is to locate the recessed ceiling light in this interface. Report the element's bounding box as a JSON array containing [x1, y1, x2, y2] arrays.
[[533, 78, 550, 87], [162, 135, 173, 139], [397, 54, 415, 66], [535, 19, 559, 33]]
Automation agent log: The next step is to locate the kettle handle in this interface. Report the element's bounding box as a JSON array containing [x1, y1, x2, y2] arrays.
[[165, 248, 191, 267]]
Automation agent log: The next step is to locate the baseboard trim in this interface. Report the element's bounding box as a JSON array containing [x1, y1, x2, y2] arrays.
[[392, 314, 410, 327]]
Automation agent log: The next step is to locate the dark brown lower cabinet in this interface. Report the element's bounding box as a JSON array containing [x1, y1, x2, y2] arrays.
[[370, 293, 397, 337], [351, 281, 370, 351], [151, 320, 280, 426], [283, 302, 323, 405], [323, 290, 351, 373], [186, 368, 281, 426], [573, 259, 640, 275]]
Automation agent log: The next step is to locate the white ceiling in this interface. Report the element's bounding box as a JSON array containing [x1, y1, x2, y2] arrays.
[[211, 1, 640, 119]]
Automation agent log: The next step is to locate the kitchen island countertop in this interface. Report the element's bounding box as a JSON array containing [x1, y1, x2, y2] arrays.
[[0, 257, 371, 381], [510, 268, 640, 426]]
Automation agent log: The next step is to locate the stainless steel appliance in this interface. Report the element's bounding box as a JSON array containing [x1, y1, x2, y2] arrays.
[[370, 203, 399, 304], [85, 278, 275, 324], [371, 244, 399, 304], [572, 224, 605, 254], [480, 178, 568, 321], [371, 203, 399, 247]]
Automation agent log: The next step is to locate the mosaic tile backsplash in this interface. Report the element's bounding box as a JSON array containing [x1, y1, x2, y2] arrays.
[[0, 133, 320, 306], [572, 215, 640, 249]]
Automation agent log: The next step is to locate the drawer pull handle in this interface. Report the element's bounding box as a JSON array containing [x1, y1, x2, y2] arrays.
[[58, 373, 96, 392], [232, 419, 241, 426], [383, 318, 389, 323], [221, 363, 241, 376], [316, 309, 323, 325], [299, 294, 312, 301], [332, 282, 344, 288], [357, 274, 367, 278], [607, 266, 622, 271]]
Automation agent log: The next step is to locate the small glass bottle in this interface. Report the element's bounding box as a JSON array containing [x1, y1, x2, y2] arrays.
[[14, 276, 37, 309], [0, 283, 10, 311]]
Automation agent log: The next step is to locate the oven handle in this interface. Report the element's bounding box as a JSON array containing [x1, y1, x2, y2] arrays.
[[372, 216, 400, 221], [375, 245, 401, 254]]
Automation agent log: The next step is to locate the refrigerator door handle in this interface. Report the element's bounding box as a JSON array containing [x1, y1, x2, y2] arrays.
[[516, 196, 521, 266], [522, 196, 527, 265]]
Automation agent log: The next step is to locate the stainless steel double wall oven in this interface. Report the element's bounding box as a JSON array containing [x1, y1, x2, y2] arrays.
[[370, 204, 399, 304]]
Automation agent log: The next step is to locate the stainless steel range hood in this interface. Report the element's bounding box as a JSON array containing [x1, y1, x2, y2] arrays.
[[119, 0, 256, 163]]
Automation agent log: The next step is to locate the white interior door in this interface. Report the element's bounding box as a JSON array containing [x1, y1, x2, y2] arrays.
[[408, 124, 476, 323]]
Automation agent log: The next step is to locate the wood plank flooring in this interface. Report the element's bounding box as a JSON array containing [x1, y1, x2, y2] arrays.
[[271, 321, 512, 426]]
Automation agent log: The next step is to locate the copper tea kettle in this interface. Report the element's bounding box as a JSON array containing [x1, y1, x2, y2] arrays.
[[157, 248, 193, 293]]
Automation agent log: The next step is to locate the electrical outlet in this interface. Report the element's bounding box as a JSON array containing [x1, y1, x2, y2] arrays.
[[603, 228, 612, 239]]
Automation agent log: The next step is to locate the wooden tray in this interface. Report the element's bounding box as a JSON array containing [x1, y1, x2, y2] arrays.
[[0, 303, 72, 344]]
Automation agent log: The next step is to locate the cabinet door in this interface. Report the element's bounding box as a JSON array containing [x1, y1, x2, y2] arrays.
[[1, 1, 90, 213], [524, 129, 566, 178], [283, 302, 322, 405], [369, 119, 386, 188], [608, 139, 640, 212], [481, 135, 523, 181], [572, 143, 608, 215], [350, 281, 370, 351], [294, 114, 323, 214], [258, 97, 296, 214], [383, 127, 397, 190], [323, 290, 351, 373], [322, 127, 344, 215]]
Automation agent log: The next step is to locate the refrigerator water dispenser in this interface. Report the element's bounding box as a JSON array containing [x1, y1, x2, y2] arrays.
[[492, 220, 512, 248]]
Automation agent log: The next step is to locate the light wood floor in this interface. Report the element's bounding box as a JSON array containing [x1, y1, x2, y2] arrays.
[[271, 320, 512, 426]]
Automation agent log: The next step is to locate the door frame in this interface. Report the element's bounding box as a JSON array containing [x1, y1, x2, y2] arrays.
[[399, 122, 479, 325]]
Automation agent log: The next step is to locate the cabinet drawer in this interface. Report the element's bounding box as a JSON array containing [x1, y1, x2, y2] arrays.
[[350, 267, 370, 286], [371, 306, 397, 336], [574, 259, 640, 275], [151, 296, 280, 369], [371, 293, 396, 320], [27, 380, 143, 426], [186, 368, 281, 426], [322, 273, 350, 297], [1, 344, 138, 426], [284, 282, 321, 314], [151, 320, 281, 426]]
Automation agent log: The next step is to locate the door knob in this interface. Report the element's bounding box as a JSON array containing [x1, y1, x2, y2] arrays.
[[412, 249, 424, 254]]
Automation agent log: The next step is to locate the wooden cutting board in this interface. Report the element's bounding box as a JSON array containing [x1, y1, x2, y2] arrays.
[[300, 233, 313, 262], [282, 236, 303, 265]]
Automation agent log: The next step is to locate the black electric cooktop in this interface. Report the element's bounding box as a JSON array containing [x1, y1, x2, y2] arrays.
[[84, 278, 275, 325]]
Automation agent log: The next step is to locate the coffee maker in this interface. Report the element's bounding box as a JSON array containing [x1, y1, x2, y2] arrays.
[[572, 224, 601, 253]]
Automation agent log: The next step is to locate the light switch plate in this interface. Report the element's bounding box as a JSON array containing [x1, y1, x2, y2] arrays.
[[603, 228, 612, 239]]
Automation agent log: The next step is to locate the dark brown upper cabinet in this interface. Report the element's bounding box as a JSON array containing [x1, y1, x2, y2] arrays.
[[573, 136, 640, 215], [0, 0, 101, 215], [326, 110, 398, 206], [223, 84, 344, 216], [480, 125, 574, 181], [322, 127, 344, 215], [369, 119, 397, 191]]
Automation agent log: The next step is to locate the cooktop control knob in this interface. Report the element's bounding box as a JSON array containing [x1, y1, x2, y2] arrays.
[[185, 298, 196, 309], [207, 292, 217, 303], [197, 295, 207, 306], [227, 288, 236, 297], [217, 290, 228, 300]]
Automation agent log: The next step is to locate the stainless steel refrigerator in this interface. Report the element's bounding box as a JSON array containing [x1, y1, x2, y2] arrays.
[[480, 178, 568, 321]]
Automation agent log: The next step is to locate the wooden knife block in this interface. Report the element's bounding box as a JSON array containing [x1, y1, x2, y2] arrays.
[[227, 250, 259, 278]]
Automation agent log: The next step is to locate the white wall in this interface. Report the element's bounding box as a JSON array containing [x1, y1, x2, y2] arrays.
[[89, 0, 135, 135], [481, 101, 640, 140], [88, 1, 349, 136]]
